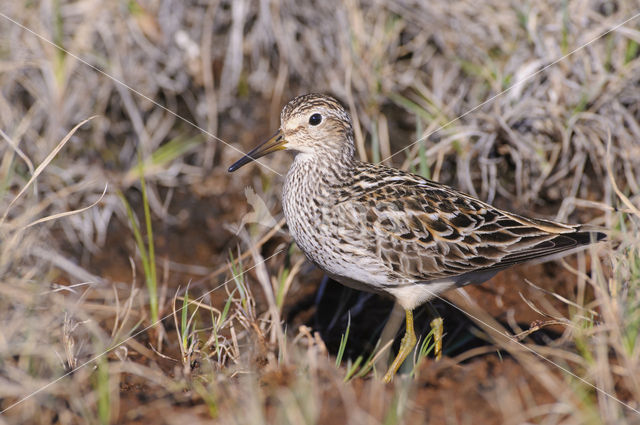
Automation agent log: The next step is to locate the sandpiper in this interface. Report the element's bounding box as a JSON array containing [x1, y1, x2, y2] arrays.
[[229, 93, 605, 382]]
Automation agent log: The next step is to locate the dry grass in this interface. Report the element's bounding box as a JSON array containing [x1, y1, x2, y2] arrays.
[[1, 0, 640, 424]]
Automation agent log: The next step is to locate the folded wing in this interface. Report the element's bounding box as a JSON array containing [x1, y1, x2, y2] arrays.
[[336, 165, 604, 286]]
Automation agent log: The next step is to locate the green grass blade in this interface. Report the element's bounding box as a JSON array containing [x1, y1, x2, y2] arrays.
[[335, 312, 351, 367], [181, 289, 189, 350], [138, 155, 158, 323]]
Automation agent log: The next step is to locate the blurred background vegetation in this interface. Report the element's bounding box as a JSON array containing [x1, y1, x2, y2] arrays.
[[1, 0, 639, 424]]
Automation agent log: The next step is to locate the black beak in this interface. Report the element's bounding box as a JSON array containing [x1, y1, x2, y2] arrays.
[[228, 130, 286, 172]]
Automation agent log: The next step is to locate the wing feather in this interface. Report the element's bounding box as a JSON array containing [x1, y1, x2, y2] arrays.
[[334, 163, 605, 285]]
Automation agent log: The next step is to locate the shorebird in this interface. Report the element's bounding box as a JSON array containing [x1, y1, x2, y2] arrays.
[[228, 93, 605, 382]]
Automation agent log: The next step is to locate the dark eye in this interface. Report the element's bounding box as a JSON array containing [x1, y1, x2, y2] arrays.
[[309, 113, 322, 126]]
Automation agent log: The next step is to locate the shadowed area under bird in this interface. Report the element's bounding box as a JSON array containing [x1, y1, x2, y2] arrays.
[[229, 93, 606, 383]]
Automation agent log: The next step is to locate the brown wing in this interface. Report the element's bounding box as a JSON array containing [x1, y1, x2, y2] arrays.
[[335, 165, 604, 285]]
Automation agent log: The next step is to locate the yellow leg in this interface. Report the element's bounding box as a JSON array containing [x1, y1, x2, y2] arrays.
[[383, 309, 416, 383], [430, 317, 443, 361]]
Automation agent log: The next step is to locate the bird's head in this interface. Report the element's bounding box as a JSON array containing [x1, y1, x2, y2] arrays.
[[228, 93, 355, 172]]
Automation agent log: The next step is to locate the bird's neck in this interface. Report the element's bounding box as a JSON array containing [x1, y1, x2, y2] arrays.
[[289, 148, 355, 185]]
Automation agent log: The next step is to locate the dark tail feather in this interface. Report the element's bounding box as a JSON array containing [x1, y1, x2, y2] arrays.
[[447, 230, 605, 288], [498, 230, 605, 267]]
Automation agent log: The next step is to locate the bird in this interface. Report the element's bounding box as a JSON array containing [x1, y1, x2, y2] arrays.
[[228, 93, 605, 383]]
